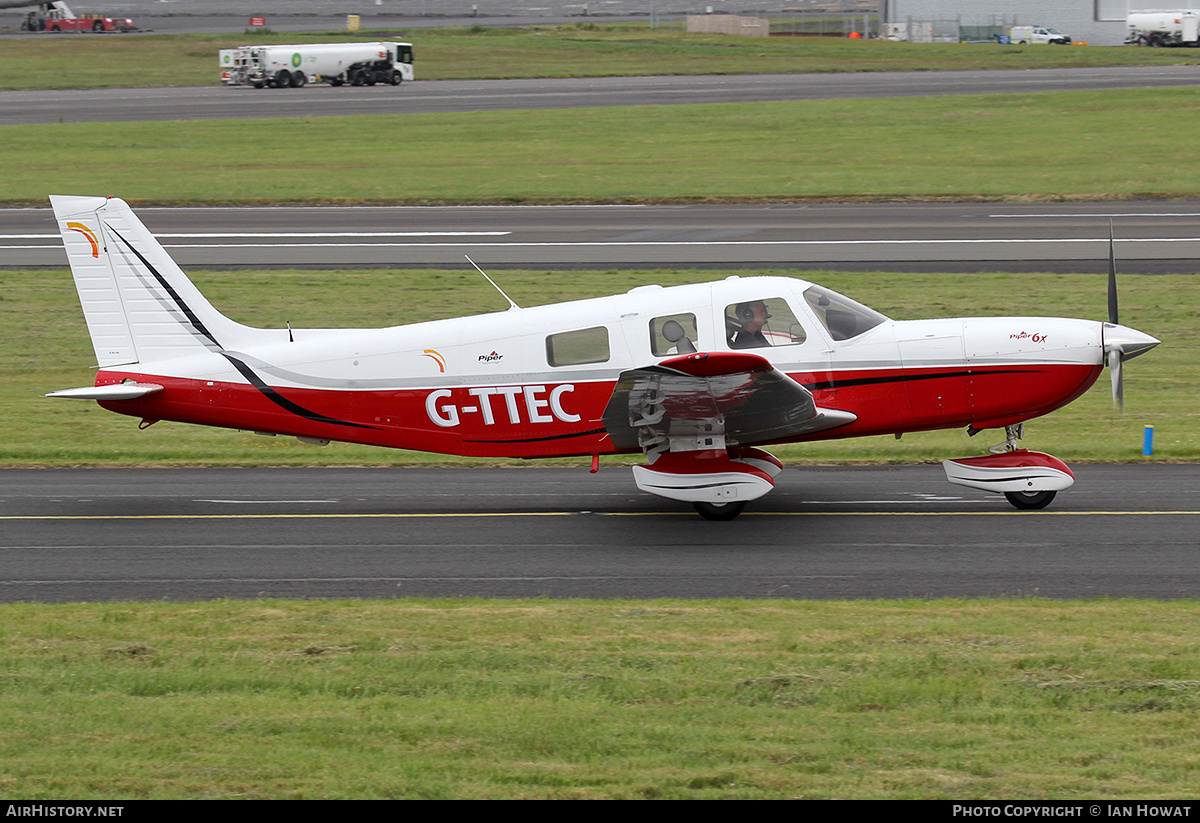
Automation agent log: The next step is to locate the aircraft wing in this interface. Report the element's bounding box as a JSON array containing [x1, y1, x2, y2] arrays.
[[601, 352, 855, 453]]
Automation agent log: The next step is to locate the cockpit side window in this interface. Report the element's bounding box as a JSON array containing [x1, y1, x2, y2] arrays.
[[725, 297, 806, 350], [650, 313, 698, 356], [546, 326, 610, 367], [802, 285, 888, 341]]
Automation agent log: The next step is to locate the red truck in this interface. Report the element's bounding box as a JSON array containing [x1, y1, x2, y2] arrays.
[[18, 1, 136, 32]]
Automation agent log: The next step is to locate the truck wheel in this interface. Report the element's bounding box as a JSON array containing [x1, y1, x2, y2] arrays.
[[275, 70, 292, 89], [291, 71, 306, 88], [389, 70, 402, 86], [330, 77, 344, 86], [350, 70, 365, 86], [366, 72, 378, 86]]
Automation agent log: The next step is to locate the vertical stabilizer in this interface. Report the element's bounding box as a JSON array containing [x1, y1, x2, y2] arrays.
[[51, 195, 247, 367]]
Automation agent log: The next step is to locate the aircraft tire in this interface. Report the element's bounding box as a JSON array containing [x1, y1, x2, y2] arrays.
[[1004, 490, 1056, 510], [693, 500, 747, 521]]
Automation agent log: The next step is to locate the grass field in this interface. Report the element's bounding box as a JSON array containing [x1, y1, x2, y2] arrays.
[[2, 598, 1200, 799], [3, 267, 1190, 466], [8, 88, 1200, 205], [1, 25, 1198, 90]]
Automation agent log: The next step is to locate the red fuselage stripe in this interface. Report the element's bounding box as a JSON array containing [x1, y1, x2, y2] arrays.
[[95, 362, 1103, 458]]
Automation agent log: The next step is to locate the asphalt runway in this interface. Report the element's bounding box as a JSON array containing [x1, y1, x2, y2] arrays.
[[2, 465, 1196, 602], [5, 19, 1194, 605], [8, 200, 1200, 272], [4, 67, 1199, 126]]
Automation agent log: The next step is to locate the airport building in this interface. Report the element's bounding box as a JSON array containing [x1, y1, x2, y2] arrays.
[[881, 1, 1141, 45]]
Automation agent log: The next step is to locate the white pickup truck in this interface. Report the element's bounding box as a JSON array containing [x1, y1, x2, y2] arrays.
[[1007, 26, 1073, 45]]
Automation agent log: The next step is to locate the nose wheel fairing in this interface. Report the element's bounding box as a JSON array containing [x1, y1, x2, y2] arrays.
[[942, 449, 1075, 498]]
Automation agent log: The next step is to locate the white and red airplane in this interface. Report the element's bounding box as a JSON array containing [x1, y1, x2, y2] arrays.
[[47, 195, 1159, 519]]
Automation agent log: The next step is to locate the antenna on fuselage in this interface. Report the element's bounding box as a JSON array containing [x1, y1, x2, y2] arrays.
[[465, 255, 521, 311]]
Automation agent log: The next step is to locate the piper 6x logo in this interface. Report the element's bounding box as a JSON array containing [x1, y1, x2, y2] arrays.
[[426, 385, 580, 428], [1010, 331, 1048, 344]]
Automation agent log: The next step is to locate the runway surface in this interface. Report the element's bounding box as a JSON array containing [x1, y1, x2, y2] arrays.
[[7, 200, 1200, 272], [1, 466, 1197, 602], [5, 23, 1194, 606], [4, 67, 1199, 126]]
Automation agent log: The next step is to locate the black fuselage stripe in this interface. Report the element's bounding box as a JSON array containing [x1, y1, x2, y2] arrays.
[[104, 225, 377, 431], [802, 368, 1041, 392], [222, 355, 380, 430], [465, 427, 607, 444], [106, 226, 222, 348]]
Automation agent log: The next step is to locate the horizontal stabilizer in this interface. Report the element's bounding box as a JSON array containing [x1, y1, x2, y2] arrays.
[[46, 383, 163, 401]]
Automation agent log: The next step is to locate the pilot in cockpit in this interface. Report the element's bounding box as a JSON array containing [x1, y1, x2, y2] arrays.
[[729, 300, 772, 349]]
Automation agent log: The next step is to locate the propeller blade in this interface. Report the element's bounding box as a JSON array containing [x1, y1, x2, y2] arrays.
[[1109, 347, 1124, 413], [1108, 221, 1119, 325]]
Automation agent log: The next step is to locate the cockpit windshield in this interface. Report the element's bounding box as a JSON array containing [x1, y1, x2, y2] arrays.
[[802, 285, 889, 341]]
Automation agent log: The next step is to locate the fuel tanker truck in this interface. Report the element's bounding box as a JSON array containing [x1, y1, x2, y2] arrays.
[[1126, 10, 1200, 46], [219, 42, 414, 88]]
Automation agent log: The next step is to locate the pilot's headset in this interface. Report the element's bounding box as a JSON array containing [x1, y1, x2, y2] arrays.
[[737, 301, 770, 326]]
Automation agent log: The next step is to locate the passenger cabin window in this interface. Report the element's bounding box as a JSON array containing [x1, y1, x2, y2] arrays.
[[725, 298, 806, 350], [546, 326, 610, 367], [802, 285, 888, 341], [650, 313, 698, 356]]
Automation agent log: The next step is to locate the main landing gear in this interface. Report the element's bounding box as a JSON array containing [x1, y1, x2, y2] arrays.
[[942, 424, 1075, 511], [692, 500, 747, 521]]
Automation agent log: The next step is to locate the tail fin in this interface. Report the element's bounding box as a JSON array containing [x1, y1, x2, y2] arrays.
[[51, 195, 248, 367]]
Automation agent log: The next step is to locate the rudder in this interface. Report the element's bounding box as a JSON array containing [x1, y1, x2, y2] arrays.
[[51, 195, 247, 367]]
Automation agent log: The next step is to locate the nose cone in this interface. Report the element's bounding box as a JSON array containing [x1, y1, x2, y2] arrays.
[[1103, 323, 1160, 362]]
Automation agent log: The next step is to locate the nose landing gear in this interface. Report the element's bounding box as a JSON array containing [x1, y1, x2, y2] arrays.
[[943, 425, 1075, 510]]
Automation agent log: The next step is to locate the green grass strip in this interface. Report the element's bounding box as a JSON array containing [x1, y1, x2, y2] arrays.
[[8, 89, 1200, 205], [2, 598, 1200, 799], [1, 26, 1197, 90]]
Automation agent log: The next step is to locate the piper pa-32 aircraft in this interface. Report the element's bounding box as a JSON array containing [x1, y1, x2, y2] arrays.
[[47, 195, 1160, 519]]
